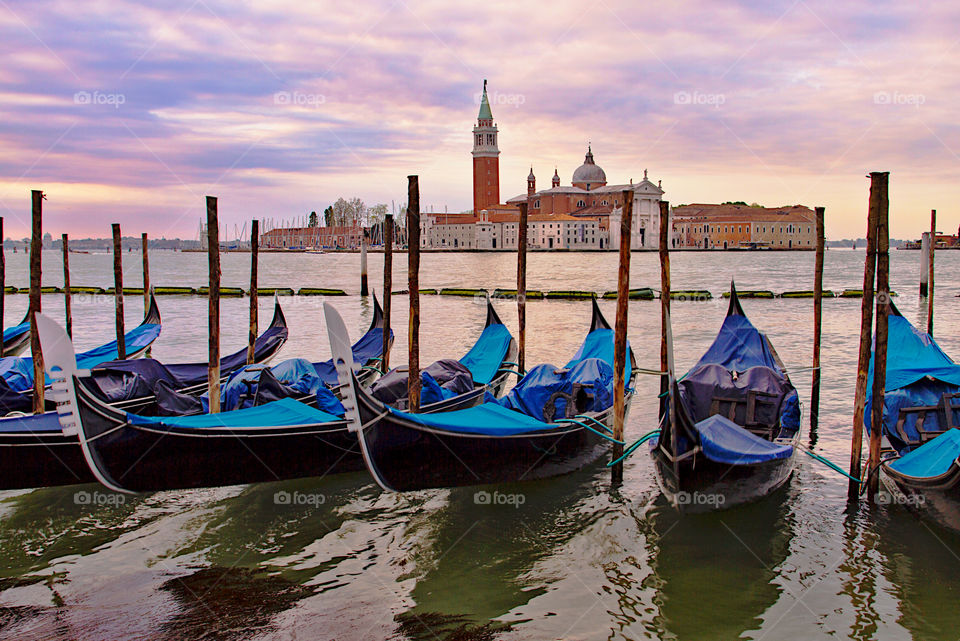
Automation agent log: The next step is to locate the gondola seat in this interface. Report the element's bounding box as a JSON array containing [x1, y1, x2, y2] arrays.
[[694, 415, 794, 465]]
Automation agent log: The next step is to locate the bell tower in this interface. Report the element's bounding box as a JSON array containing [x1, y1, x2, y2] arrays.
[[472, 79, 500, 213]]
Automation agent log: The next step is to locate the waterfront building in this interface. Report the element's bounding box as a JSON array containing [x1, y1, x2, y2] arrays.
[[672, 204, 816, 249], [261, 225, 363, 249]]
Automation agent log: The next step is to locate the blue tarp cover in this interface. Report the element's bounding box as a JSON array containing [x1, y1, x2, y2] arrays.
[[564, 327, 632, 383], [2, 321, 29, 343], [314, 324, 392, 386], [127, 397, 340, 429], [213, 358, 345, 415], [865, 314, 960, 441], [386, 401, 555, 436], [459, 323, 512, 385], [497, 358, 614, 422], [692, 314, 781, 375], [0, 322, 161, 392], [0, 411, 62, 434], [889, 428, 960, 478], [694, 414, 794, 465]]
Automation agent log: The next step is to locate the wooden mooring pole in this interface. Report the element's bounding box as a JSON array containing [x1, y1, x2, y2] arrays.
[[30, 191, 43, 413], [849, 177, 881, 499], [919, 232, 929, 297], [517, 201, 528, 375], [382, 214, 393, 370], [141, 233, 150, 356], [867, 172, 891, 498], [811, 206, 825, 437], [62, 234, 72, 339], [112, 224, 126, 360], [928, 209, 935, 336], [407, 177, 421, 411], [0, 218, 4, 356], [207, 196, 221, 413], [611, 190, 633, 485], [659, 201, 671, 414], [247, 219, 259, 365], [360, 227, 369, 297]]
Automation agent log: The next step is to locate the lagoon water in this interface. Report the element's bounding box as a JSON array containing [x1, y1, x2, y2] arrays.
[[0, 247, 958, 640]]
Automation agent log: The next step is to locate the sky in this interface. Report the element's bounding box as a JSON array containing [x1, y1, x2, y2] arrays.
[[0, 0, 957, 240]]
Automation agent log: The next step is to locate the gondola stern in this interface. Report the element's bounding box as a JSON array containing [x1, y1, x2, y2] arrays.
[[269, 295, 287, 331], [369, 290, 385, 332], [727, 280, 745, 317], [142, 292, 161, 325], [485, 295, 505, 327], [590, 295, 612, 332]]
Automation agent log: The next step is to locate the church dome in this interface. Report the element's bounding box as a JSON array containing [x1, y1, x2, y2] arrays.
[[572, 145, 606, 185]]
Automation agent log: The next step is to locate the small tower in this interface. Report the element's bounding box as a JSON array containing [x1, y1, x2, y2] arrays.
[[472, 79, 501, 213], [552, 167, 560, 188], [527, 167, 536, 197]]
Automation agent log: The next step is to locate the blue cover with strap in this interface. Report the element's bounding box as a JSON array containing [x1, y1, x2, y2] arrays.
[[497, 358, 614, 422], [459, 323, 512, 385], [694, 414, 794, 465], [564, 327, 632, 384], [692, 314, 782, 375], [386, 401, 556, 436], [3, 321, 29, 343], [0, 322, 161, 392], [314, 324, 393, 386], [127, 397, 340, 429], [888, 428, 960, 478], [210, 358, 345, 415]]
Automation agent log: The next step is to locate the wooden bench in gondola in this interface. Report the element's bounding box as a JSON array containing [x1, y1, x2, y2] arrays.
[[709, 390, 781, 439], [894, 392, 960, 446]]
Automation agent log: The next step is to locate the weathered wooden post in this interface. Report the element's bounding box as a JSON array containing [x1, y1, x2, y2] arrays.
[[849, 178, 881, 498], [141, 232, 150, 356], [407, 177, 421, 411], [659, 201, 671, 413], [867, 172, 891, 498], [811, 206, 825, 434], [928, 209, 935, 336], [360, 227, 369, 296], [0, 218, 4, 356], [207, 196, 221, 413], [919, 232, 930, 297], [611, 190, 634, 484], [30, 191, 43, 413], [517, 201, 529, 375], [247, 219, 259, 365], [62, 233, 72, 339], [112, 223, 126, 360], [382, 214, 393, 370]]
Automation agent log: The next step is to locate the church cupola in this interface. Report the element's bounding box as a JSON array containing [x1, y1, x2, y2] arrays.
[[552, 167, 560, 187], [527, 167, 536, 196]]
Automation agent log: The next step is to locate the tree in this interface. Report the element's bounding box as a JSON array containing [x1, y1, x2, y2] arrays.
[[323, 206, 333, 227], [308, 211, 318, 227]]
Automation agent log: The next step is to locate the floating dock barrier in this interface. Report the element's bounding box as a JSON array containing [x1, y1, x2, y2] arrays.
[[545, 290, 595, 300], [780, 290, 836, 298], [105, 287, 145, 295], [197, 286, 245, 297], [602, 288, 655, 300], [493, 288, 544, 299], [153, 286, 196, 295], [297, 288, 347, 296], [257, 287, 295, 296], [839, 289, 898, 298], [439, 288, 487, 297], [390, 289, 437, 295], [722, 290, 775, 299]]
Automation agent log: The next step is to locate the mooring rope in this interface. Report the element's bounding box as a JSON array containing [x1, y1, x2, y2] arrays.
[[555, 418, 625, 445], [606, 429, 661, 467], [795, 444, 862, 483]]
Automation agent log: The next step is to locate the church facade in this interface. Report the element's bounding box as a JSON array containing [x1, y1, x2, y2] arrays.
[[421, 81, 671, 250]]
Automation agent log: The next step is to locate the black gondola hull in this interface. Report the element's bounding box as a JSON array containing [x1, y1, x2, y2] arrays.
[[0, 433, 92, 490], [881, 461, 960, 534], [651, 441, 798, 512]]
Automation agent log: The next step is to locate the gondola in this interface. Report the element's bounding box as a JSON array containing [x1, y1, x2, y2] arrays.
[[868, 306, 960, 533], [2, 310, 31, 357], [0, 294, 162, 414], [651, 283, 801, 511], [0, 299, 371, 491], [365, 297, 517, 413], [324, 297, 636, 492], [35, 313, 361, 493]]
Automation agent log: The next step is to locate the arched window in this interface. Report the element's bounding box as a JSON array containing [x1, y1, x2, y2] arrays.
[[577, 199, 585, 208], [535, 200, 540, 208]]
